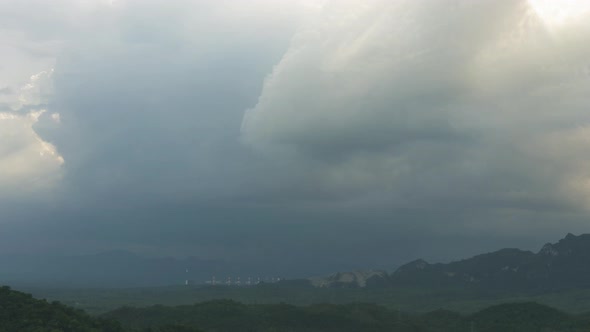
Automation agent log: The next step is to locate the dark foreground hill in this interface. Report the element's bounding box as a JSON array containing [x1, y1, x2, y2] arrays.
[[5, 285, 590, 332], [0, 286, 203, 332], [104, 300, 590, 332], [0, 286, 123, 332]]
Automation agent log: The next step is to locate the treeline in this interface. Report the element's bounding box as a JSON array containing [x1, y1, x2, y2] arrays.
[[0, 286, 199, 332], [5, 284, 590, 331], [0, 286, 122, 332], [105, 300, 590, 332]]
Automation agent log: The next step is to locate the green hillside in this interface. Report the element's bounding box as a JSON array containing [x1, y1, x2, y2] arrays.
[[6, 284, 590, 332], [104, 300, 590, 332], [0, 286, 123, 332]]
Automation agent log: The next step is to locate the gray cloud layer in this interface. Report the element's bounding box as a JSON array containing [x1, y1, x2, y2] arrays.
[[1, 0, 590, 275], [242, 0, 590, 226]]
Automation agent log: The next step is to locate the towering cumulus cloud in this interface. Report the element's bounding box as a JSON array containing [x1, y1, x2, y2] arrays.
[[242, 0, 590, 222], [2, 0, 590, 266], [0, 69, 63, 198], [0, 111, 63, 194]]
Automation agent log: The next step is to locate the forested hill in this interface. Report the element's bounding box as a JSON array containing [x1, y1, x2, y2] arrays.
[[0, 286, 123, 332], [5, 284, 590, 332], [0, 285, 205, 331], [389, 233, 590, 291], [310, 233, 590, 292], [105, 300, 590, 332]]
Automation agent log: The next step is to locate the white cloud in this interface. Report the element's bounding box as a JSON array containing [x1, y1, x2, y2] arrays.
[[0, 44, 62, 198], [529, 0, 590, 28], [242, 0, 590, 219], [0, 109, 64, 196], [0, 0, 318, 200]]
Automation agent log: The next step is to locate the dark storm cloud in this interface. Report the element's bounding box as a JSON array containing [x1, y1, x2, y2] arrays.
[[1, 0, 590, 275]]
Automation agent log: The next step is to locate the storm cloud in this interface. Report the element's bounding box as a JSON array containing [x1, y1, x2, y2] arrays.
[[242, 0, 590, 229], [1, 0, 590, 275]]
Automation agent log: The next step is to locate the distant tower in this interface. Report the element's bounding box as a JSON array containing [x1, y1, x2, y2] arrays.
[[227, 276, 232, 286], [246, 277, 252, 286], [212, 276, 216, 286], [236, 277, 241, 286], [257, 277, 261, 284], [185, 268, 189, 285]]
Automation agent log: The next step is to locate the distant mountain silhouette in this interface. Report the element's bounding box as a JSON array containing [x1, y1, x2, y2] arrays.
[[0, 250, 225, 288], [310, 233, 590, 291]]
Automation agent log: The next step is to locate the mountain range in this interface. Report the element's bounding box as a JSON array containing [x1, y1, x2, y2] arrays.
[[4, 233, 590, 291], [307, 233, 590, 292]]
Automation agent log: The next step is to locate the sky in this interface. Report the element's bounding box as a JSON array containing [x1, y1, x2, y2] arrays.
[[1, 0, 590, 277]]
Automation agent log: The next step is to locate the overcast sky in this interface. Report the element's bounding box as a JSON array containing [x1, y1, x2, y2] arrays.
[[1, 0, 590, 276]]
